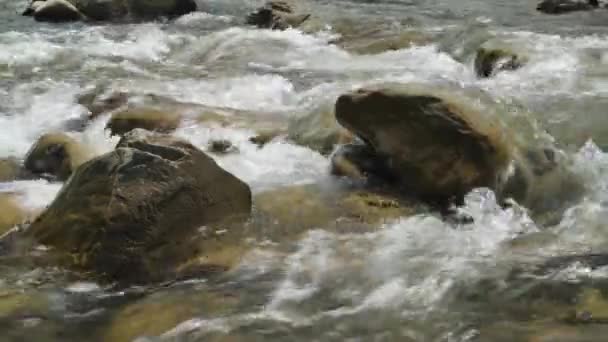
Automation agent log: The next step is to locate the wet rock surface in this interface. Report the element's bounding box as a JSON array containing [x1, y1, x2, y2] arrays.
[[26, 130, 252, 283]]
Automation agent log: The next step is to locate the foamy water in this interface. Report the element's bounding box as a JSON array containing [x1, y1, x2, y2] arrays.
[[3, 0, 608, 340]]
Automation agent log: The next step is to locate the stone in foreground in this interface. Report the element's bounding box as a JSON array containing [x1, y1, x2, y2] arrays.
[[26, 130, 252, 283]]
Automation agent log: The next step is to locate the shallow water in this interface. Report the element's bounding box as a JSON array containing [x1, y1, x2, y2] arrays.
[[3, 0, 608, 341]]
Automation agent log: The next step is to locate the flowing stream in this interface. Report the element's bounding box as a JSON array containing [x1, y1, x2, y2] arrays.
[[3, 0, 608, 341]]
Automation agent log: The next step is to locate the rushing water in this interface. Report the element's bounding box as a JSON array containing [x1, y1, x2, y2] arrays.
[[4, 0, 608, 341]]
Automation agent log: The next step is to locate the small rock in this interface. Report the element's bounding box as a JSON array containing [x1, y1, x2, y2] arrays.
[[24, 133, 92, 181], [33, 0, 83, 22], [106, 107, 182, 136], [246, 1, 311, 30], [475, 46, 524, 78], [208, 139, 238, 154], [249, 130, 280, 148], [537, 0, 599, 14], [340, 31, 433, 55]]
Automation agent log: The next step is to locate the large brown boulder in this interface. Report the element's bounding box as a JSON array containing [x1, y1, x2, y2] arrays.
[[335, 84, 512, 203], [26, 130, 252, 283], [24, 133, 92, 181]]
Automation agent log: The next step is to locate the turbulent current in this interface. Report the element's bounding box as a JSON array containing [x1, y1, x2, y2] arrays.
[[3, 0, 608, 341]]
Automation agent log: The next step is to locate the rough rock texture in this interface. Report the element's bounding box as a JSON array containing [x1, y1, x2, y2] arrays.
[[33, 0, 83, 22], [335, 84, 512, 203], [246, 1, 311, 30], [106, 107, 182, 136], [474, 46, 524, 78], [537, 0, 599, 14], [26, 130, 252, 283], [24, 133, 92, 181]]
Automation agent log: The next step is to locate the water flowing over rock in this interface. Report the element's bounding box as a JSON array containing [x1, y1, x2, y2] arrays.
[[335, 84, 513, 204], [536, 0, 599, 14], [24, 133, 92, 181], [26, 130, 252, 283], [474, 44, 525, 78], [288, 103, 354, 155]]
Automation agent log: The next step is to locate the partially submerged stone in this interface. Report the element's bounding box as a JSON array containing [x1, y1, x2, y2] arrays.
[[335, 84, 512, 203], [288, 103, 354, 155], [106, 107, 182, 136], [537, 0, 599, 14], [104, 288, 239, 342], [208, 139, 238, 154], [33, 0, 83, 22], [340, 31, 433, 55], [246, 1, 311, 30], [24, 133, 92, 181], [77, 87, 129, 119], [474, 45, 525, 78], [26, 130, 252, 283], [254, 183, 419, 241]]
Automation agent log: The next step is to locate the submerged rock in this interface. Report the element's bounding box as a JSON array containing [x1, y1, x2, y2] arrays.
[[104, 288, 239, 342], [106, 107, 182, 136], [26, 130, 251, 283], [339, 31, 433, 55], [335, 84, 512, 204], [474, 45, 524, 78], [0, 195, 27, 235], [254, 183, 419, 241], [246, 0, 311, 30], [33, 0, 83, 22], [0, 158, 23, 183], [288, 103, 354, 155], [77, 87, 129, 119], [24, 133, 92, 181], [537, 0, 599, 14]]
